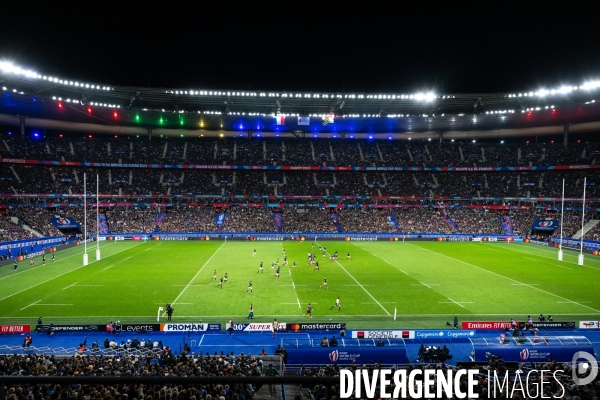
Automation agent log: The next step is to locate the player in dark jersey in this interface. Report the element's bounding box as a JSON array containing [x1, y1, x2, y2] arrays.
[[320, 277, 328, 289], [274, 266, 280, 279], [13, 260, 17, 271], [258, 262, 264, 273], [42, 254, 46, 265], [246, 281, 253, 294], [282, 256, 288, 266], [218, 277, 223, 289], [212, 270, 217, 280], [52, 253, 55, 264], [252, 248, 257, 257], [346, 252, 351, 260], [223, 273, 228, 283], [313, 261, 320, 272], [291, 261, 296, 270], [303, 303, 313, 318]]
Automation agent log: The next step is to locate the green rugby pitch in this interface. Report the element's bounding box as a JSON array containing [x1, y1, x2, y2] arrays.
[[0, 240, 598, 329]]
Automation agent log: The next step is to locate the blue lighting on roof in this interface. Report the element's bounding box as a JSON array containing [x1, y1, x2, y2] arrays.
[[369, 135, 373, 139], [239, 124, 244, 130], [33, 132, 39, 138], [388, 136, 392, 140]]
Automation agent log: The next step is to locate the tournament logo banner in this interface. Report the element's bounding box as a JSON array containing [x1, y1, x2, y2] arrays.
[[531, 219, 559, 231], [50, 217, 81, 229], [215, 213, 226, 233]]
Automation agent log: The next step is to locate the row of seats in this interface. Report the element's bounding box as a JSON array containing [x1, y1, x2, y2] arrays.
[[1, 165, 598, 198], [0, 135, 597, 167]]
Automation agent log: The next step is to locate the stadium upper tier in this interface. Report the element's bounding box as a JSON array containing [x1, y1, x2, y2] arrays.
[[0, 136, 598, 199]]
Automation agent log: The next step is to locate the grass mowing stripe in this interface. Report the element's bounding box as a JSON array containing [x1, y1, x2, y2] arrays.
[[355, 243, 474, 312], [0, 242, 118, 282], [165, 241, 226, 312], [316, 241, 390, 315], [491, 243, 600, 270], [407, 242, 600, 313], [0, 242, 144, 303]]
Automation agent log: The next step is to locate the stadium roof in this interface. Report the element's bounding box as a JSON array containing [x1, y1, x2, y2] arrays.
[[2, 61, 600, 139]]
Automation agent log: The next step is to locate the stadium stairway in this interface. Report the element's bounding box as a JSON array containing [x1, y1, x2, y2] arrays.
[[572, 219, 600, 239]]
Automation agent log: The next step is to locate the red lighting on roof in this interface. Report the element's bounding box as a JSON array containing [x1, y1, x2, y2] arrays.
[[88, 135, 92, 138], [113, 111, 118, 118], [58, 102, 63, 109], [87, 107, 92, 114], [114, 135, 118, 138], [59, 134, 63, 138]]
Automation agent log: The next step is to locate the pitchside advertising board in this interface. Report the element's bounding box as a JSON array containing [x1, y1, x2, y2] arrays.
[[36, 323, 224, 332], [160, 323, 221, 332], [473, 343, 595, 363], [225, 322, 286, 332], [0, 324, 30, 334], [462, 321, 575, 330], [580, 321, 600, 329], [351, 330, 476, 339], [288, 346, 407, 365]]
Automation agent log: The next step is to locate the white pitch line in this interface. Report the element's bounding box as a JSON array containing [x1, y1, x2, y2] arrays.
[[440, 301, 474, 304], [166, 242, 226, 313], [557, 301, 591, 304], [35, 304, 73, 306], [172, 285, 205, 287], [297, 298, 301, 308], [362, 302, 397, 304], [411, 283, 439, 286], [523, 257, 539, 261], [73, 285, 103, 287], [419, 281, 432, 289], [344, 284, 375, 286], [511, 283, 540, 286], [292, 282, 295, 289], [20, 300, 40, 310], [0, 241, 119, 282], [555, 265, 573, 270], [62, 282, 78, 290], [317, 241, 390, 315], [123, 257, 131, 261], [0, 242, 144, 303], [407, 243, 600, 313], [446, 298, 468, 308], [103, 265, 114, 270], [499, 244, 600, 271]]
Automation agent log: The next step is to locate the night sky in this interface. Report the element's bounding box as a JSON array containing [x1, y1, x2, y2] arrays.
[[1, 3, 599, 94]]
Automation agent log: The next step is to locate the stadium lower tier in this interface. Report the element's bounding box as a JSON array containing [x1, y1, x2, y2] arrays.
[[0, 206, 598, 240]]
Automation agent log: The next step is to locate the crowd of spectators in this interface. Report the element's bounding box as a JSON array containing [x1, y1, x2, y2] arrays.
[[2, 135, 598, 168], [0, 352, 269, 400], [3, 203, 597, 238]]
